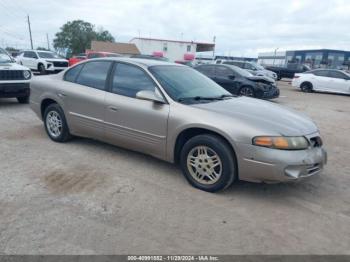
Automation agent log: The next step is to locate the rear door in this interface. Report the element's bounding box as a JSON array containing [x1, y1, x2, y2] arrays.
[[104, 62, 169, 159], [195, 65, 216, 80], [60, 60, 112, 139]]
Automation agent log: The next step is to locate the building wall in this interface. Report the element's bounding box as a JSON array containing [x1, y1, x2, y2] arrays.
[[130, 39, 197, 62]]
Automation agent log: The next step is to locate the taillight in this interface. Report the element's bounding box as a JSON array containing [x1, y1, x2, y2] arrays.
[[294, 75, 300, 79]]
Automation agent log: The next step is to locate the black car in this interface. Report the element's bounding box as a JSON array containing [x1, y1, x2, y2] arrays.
[[195, 64, 279, 99], [265, 64, 311, 80]]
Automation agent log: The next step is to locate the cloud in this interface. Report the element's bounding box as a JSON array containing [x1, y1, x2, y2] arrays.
[[0, 0, 348, 57]]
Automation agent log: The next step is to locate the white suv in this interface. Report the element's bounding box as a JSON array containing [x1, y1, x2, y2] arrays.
[[16, 50, 68, 74], [0, 48, 32, 103]]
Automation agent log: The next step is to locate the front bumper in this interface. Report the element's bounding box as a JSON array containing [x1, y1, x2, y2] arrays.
[[236, 133, 327, 183], [0, 82, 30, 98], [261, 87, 280, 99]]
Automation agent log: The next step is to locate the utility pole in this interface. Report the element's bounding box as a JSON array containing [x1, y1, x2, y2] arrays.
[[212, 36, 216, 62], [27, 15, 33, 49], [46, 33, 50, 50]]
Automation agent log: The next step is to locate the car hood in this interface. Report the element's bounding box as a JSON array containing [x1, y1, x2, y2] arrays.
[[192, 97, 318, 136], [0, 62, 29, 71], [246, 75, 275, 83]]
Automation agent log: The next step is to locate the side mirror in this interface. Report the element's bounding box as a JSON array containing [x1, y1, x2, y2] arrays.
[[228, 74, 235, 79], [136, 90, 165, 104]]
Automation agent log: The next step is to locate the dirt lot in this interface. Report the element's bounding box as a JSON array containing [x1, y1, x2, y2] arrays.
[[0, 80, 349, 255]]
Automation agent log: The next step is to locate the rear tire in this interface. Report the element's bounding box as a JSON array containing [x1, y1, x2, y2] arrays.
[[180, 134, 237, 192], [43, 103, 71, 142], [300, 82, 313, 92], [17, 96, 29, 104]]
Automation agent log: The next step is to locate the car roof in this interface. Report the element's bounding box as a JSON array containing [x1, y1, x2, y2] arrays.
[[90, 57, 183, 68]]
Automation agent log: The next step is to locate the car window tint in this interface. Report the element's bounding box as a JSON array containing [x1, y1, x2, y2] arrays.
[[244, 63, 254, 70], [64, 64, 84, 83], [112, 63, 155, 98], [216, 66, 233, 77], [196, 65, 215, 76], [76, 61, 112, 90], [328, 71, 347, 79], [314, 70, 329, 77]]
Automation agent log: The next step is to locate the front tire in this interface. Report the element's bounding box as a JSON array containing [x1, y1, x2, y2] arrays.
[[17, 96, 29, 104], [239, 86, 255, 97], [43, 103, 71, 142], [180, 134, 237, 192], [38, 64, 46, 75]]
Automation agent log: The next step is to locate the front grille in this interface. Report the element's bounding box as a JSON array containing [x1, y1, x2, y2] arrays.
[[53, 61, 68, 67], [0, 70, 25, 80], [310, 136, 323, 147]]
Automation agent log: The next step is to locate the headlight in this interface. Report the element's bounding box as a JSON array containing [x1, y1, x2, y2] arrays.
[[23, 70, 31, 79], [252, 136, 309, 150]]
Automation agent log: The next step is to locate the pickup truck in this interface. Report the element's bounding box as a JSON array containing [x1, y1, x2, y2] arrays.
[[265, 64, 311, 80]]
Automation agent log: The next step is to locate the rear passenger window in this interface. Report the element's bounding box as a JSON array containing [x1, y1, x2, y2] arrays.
[[111, 63, 155, 98], [314, 70, 329, 77], [76, 61, 112, 90], [64, 64, 84, 83]]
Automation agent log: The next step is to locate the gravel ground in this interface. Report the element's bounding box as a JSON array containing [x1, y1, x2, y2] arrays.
[[0, 80, 349, 255]]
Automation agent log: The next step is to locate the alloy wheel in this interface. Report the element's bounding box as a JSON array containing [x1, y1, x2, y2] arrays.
[[186, 146, 222, 185], [46, 111, 62, 138], [240, 87, 254, 97]]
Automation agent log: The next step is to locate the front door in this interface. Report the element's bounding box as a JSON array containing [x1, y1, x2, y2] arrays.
[[214, 66, 239, 94], [104, 62, 169, 159], [327, 71, 350, 94]]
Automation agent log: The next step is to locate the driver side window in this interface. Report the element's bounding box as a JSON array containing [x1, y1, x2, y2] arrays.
[[112, 63, 156, 98]]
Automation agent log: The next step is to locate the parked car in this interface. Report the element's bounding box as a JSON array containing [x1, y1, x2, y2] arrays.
[[265, 64, 311, 80], [195, 64, 279, 99], [221, 60, 277, 80], [16, 50, 68, 74], [68, 51, 122, 66], [292, 69, 350, 94], [0, 48, 31, 103], [29, 58, 326, 192], [130, 54, 169, 62], [68, 53, 87, 67]]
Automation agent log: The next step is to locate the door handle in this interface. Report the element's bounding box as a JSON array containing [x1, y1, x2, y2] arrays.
[[57, 93, 67, 98], [108, 106, 118, 112]]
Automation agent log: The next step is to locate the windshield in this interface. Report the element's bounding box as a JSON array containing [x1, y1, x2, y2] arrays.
[[0, 49, 13, 63], [37, 51, 60, 59], [252, 63, 265, 70], [149, 65, 232, 102]]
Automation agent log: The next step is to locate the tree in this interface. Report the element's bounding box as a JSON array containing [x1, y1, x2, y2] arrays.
[[37, 47, 49, 51], [53, 20, 115, 55]]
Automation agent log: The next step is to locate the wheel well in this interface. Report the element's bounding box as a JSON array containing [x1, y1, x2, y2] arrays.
[[174, 128, 235, 164], [300, 81, 313, 88], [41, 98, 57, 118], [37, 63, 44, 70]]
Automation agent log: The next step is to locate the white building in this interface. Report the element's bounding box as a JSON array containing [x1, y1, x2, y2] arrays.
[[130, 37, 215, 62], [258, 51, 286, 66]]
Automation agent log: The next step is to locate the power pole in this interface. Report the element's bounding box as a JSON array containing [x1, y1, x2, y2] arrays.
[[46, 33, 50, 50], [27, 15, 33, 49]]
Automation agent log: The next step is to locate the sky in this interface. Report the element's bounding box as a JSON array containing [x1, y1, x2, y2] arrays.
[[0, 0, 349, 57]]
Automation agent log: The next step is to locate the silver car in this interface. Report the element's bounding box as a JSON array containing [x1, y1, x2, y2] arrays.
[[30, 58, 327, 192]]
